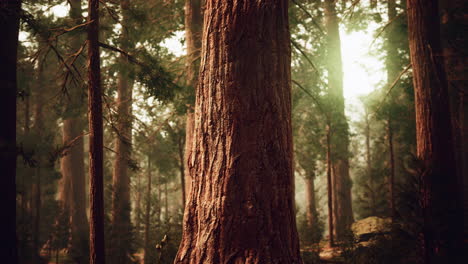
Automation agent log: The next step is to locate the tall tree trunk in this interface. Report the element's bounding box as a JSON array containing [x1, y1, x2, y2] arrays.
[[135, 172, 142, 233], [326, 124, 334, 247], [175, 1, 302, 263], [164, 179, 168, 222], [32, 39, 47, 264], [387, 119, 396, 220], [0, 2, 20, 260], [59, 1, 89, 262], [183, 0, 203, 201], [178, 134, 186, 208], [144, 156, 152, 264], [304, 173, 317, 232], [323, 0, 354, 241], [440, 0, 468, 246], [407, 0, 463, 262], [110, 1, 134, 263], [385, 0, 398, 222], [87, 0, 105, 263], [365, 111, 377, 216]]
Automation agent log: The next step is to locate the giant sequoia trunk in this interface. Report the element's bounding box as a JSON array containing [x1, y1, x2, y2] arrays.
[[87, 0, 105, 263], [183, 0, 203, 204], [110, 1, 134, 263], [0, 2, 21, 262], [440, 0, 468, 245], [175, 1, 302, 263], [323, 0, 354, 241], [407, 0, 463, 262], [59, 0, 89, 261]]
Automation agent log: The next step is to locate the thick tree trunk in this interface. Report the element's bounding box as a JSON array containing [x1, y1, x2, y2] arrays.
[[323, 0, 354, 241], [440, 0, 468, 246], [59, 1, 89, 262], [87, 0, 105, 263], [183, 0, 203, 201], [110, 1, 134, 263], [0, 3, 20, 261], [175, 1, 302, 263], [407, 0, 463, 262], [326, 124, 334, 247]]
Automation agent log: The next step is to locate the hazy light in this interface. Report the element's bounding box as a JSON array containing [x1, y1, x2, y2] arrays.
[[341, 25, 385, 121], [51, 4, 69, 18], [161, 31, 186, 57]]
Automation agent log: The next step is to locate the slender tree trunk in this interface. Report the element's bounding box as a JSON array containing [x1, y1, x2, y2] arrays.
[[87, 0, 105, 263], [440, 0, 468, 246], [387, 119, 396, 220], [407, 0, 463, 262], [385, 0, 398, 223], [304, 173, 317, 231], [59, 0, 89, 262], [175, 1, 302, 263], [326, 124, 334, 247], [324, 0, 354, 241], [364, 111, 377, 216], [144, 156, 152, 264], [178, 135, 186, 208], [32, 39, 47, 264], [164, 180, 168, 222], [135, 172, 142, 233], [183, 0, 203, 201], [110, 1, 134, 263]]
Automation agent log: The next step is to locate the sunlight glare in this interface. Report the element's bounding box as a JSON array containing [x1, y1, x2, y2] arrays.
[[340, 25, 385, 121], [51, 4, 69, 18]]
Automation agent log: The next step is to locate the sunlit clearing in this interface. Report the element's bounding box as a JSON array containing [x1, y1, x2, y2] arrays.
[[50, 4, 69, 18], [340, 25, 385, 121]]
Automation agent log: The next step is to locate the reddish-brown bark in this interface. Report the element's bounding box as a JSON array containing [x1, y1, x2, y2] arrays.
[[59, 1, 89, 261], [87, 0, 105, 263], [110, 1, 134, 262], [175, 1, 302, 263], [183, 0, 203, 203], [407, 0, 463, 262]]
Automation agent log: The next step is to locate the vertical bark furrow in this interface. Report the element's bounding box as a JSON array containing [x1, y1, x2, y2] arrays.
[[176, 1, 301, 263]]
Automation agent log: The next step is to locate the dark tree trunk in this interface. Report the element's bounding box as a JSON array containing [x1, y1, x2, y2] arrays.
[[59, 1, 89, 262], [178, 134, 186, 208], [0, 7, 21, 261], [175, 1, 302, 263], [87, 0, 105, 263], [323, 0, 354, 241], [387, 119, 396, 220], [32, 40, 47, 264], [440, 0, 468, 246], [183, 0, 203, 201], [110, 1, 134, 263], [385, 0, 398, 222], [407, 0, 463, 262]]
